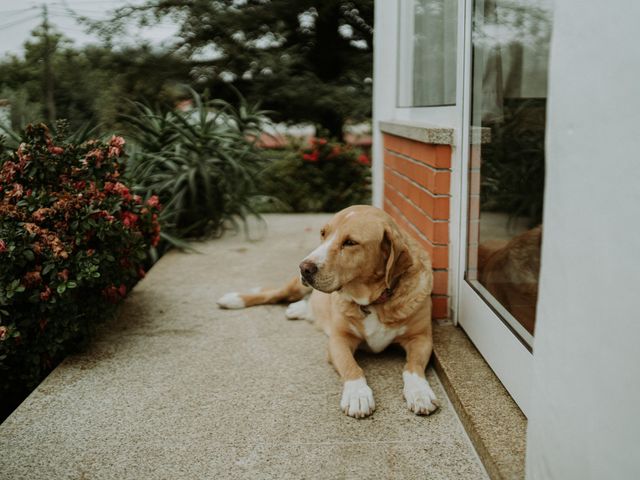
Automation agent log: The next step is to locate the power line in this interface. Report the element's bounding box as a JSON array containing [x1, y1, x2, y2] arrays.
[[0, 14, 41, 30], [0, 7, 38, 17]]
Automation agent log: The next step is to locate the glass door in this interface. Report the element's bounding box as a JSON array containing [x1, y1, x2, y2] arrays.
[[458, 0, 552, 416]]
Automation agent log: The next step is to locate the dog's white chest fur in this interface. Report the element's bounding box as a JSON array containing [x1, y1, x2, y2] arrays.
[[352, 310, 406, 353]]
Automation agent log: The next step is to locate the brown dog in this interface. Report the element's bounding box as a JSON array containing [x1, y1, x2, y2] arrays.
[[217, 205, 438, 418]]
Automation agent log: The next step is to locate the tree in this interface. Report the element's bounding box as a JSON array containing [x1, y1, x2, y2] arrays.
[[95, 0, 374, 139], [0, 26, 192, 133]]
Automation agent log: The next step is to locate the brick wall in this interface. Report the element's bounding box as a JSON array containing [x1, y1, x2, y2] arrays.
[[382, 133, 452, 320]]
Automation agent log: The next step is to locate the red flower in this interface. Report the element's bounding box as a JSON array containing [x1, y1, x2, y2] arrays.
[[0, 239, 6, 253], [57, 269, 69, 282], [122, 211, 139, 228], [118, 284, 127, 297], [311, 137, 328, 146], [24, 271, 42, 287], [137, 267, 146, 279], [102, 285, 119, 303], [40, 285, 52, 301], [328, 146, 342, 158], [47, 145, 64, 155], [357, 154, 371, 166], [113, 182, 132, 201], [302, 151, 319, 162]]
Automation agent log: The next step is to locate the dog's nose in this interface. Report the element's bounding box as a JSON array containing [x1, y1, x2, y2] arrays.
[[299, 260, 318, 279]]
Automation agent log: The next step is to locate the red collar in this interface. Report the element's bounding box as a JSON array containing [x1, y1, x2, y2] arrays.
[[360, 288, 393, 315]]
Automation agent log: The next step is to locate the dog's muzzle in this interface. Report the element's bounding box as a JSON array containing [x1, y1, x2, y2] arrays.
[[299, 260, 318, 285]]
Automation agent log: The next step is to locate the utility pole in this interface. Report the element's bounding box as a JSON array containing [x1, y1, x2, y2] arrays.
[[42, 4, 56, 124]]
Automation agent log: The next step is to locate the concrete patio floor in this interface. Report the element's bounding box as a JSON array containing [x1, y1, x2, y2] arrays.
[[0, 214, 487, 479]]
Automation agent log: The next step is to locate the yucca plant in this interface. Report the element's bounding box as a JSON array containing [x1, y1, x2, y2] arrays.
[[125, 89, 270, 245]]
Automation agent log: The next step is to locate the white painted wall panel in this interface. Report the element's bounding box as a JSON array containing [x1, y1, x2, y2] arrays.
[[526, 1, 640, 478]]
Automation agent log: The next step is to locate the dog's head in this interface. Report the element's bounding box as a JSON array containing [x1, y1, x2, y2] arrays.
[[299, 205, 412, 295]]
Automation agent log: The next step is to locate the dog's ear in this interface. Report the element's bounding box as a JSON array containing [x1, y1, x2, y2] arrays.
[[383, 224, 413, 288]]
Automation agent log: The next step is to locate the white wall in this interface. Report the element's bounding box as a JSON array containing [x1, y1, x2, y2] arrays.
[[525, 1, 640, 478], [371, 0, 397, 208]]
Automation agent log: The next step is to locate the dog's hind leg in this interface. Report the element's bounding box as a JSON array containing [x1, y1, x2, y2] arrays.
[[217, 276, 310, 310]]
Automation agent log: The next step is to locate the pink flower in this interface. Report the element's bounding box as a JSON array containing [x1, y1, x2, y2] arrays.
[[83, 148, 104, 168], [16, 143, 31, 167], [0, 239, 6, 253], [9, 183, 24, 199], [108, 135, 126, 158], [146, 195, 160, 209], [118, 284, 127, 297]]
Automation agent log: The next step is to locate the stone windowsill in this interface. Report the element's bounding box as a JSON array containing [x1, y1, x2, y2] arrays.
[[379, 120, 455, 146], [380, 120, 492, 145]]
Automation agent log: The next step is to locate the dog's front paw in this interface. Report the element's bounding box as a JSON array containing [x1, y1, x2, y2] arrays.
[[217, 292, 245, 309], [285, 299, 309, 320], [340, 378, 375, 418], [403, 371, 439, 415]]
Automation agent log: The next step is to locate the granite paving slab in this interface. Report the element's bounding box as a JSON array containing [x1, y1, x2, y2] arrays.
[[0, 214, 487, 480]]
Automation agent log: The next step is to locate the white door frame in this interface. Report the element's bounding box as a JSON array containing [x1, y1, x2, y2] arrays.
[[455, 0, 533, 416], [373, 0, 533, 416]]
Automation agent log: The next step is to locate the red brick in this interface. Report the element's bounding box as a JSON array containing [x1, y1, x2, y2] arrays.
[[383, 134, 411, 157], [384, 184, 449, 245], [384, 168, 449, 220], [385, 152, 450, 195], [432, 270, 448, 296], [435, 145, 452, 168], [410, 141, 437, 167], [432, 296, 448, 319]]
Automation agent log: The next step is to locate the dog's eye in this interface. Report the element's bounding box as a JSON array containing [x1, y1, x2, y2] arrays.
[[320, 229, 326, 238], [342, 239, 357, 247]]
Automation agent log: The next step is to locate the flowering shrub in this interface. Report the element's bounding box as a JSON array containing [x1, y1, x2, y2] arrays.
[[0, 124, 160, 418], [257, 138, 371, 212]]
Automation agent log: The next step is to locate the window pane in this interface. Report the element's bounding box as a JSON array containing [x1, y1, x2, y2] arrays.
[[466, 0, 552, 341], [397, 0, 458, 107]]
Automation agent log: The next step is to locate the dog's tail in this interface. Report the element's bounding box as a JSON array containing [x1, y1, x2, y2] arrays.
[[217, 275, 311, 310]]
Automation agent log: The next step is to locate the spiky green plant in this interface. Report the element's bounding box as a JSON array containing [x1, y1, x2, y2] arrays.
[[125, 89, 270, 244]]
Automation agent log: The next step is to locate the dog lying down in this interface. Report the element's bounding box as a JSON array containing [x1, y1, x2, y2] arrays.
[[217, 205, 438, 418]]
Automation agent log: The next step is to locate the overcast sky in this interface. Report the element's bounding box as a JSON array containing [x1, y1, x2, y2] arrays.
[[0, 0, 179, 58]]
